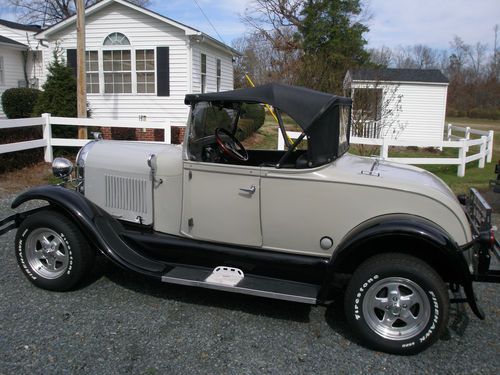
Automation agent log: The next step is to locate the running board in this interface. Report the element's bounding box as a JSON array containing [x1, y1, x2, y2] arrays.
[[161, 265, 320, 304]]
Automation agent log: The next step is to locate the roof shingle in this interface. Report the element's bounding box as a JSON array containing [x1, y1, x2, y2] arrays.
[[350, 68, 449, 84]]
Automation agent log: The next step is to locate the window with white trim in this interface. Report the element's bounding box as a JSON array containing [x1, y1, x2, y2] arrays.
[[86, 51, 99, 93], [201, 53, 207, 93], [0, 56, 4, 85], [216, 58, 221, 92], [103, 50, 132, 93], [104, 32, 130, 46], [136, 49, 155, 94]]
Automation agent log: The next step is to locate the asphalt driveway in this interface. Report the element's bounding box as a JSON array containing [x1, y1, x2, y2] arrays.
[[0, 194, 499, 375]]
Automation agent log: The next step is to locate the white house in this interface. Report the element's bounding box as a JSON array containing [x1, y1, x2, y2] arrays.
[[35, 0, 239, 126], [344, 68, 449, 141], [0, 20, 44, 118]]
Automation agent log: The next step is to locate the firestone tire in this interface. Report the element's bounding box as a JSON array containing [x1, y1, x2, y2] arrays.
[[15, 210, 95, 291], [344, 253, 449, 355]]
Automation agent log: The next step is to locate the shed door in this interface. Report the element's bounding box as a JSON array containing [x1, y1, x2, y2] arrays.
[[182, 162, 262, 247]]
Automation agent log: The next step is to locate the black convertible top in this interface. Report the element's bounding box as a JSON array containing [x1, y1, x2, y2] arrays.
[[185, 83, 351, 132]]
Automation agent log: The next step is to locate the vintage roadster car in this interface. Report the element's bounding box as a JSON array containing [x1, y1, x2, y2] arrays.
[[0, 84, 498, 355]]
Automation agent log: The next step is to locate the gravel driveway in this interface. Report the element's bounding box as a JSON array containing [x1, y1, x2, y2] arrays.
[[0, 193, 499, 375]]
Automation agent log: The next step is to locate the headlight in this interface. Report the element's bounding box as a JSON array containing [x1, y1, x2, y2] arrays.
[[52, 157, 73, 179], [76, 141, 96, 179]]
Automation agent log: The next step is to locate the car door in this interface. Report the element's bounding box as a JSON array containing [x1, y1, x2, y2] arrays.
[[181, 161, 262, 247]]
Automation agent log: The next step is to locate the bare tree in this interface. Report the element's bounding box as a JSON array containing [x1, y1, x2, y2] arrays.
[[6, 0, 150, 26], [368, 46, 393, 67], [345, 76, 405, 154]]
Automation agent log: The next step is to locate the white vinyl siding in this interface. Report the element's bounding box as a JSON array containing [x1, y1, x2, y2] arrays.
[[40, 1, 234, 125], [0, 47, 27, 117], [0, 24, 45, 89], [351, 81, 448, 142], [44, 2, 190, 124], [192, 43, 233, 94]]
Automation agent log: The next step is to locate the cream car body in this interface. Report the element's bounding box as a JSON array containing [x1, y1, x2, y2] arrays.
[[3, 83, 497, 356]]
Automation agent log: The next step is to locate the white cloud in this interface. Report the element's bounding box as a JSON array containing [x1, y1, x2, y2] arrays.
[[366, 0, 500, 50]]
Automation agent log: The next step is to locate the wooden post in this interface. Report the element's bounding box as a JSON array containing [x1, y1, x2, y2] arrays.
[[76, 0, 87, 139], [447, 123, 452, 141], [380, 137, 389, 159]]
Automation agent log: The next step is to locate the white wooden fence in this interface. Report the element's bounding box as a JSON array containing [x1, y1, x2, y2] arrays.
[[0, 115, 495, 177], [279, 123, 495, 177], [0, 114, 178, 163]]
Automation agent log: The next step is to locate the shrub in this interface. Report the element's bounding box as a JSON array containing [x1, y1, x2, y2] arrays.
[[0, 127, 43, 173], [236, 103, 266, 141], [1, 88, 41, 119], [33, 52, 78, 138]]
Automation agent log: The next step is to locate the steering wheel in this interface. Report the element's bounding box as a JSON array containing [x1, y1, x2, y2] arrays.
[[214, 128, 249, 162]]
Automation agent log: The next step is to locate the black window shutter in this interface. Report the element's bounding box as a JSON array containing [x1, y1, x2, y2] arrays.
[[66, 49, 77, 77], [156, 47, 170, 97]]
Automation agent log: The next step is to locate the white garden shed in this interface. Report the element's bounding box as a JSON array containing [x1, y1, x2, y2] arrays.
[[35, 0, 239, 126], [344, 68, 449, 142]]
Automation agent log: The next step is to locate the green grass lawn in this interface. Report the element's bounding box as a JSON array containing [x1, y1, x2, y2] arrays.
[[246, 114, 500, 194]]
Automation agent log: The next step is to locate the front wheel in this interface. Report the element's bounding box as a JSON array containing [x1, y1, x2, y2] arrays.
[[15, 210, 95, 291], [344, 253, 449, 355]]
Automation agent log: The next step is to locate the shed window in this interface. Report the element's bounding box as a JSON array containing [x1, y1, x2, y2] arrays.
[[103, 32, 130, 46], [0, 56, 4, 85], [86, 51, 99, 93], [136, 49, 155, 93], [201, 53, 207, 93], [103, 50, 132, 93], [216, 58, 221, 92]]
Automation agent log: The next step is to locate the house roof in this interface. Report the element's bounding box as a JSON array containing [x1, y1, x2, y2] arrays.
[[0, 19, 41, 32], [350, 68, 449, 84], [0, 35, 28, 49], [36, 0, 240, 56]]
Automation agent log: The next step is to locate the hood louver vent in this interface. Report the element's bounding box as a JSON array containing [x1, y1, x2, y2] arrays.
[[105, 175, 148, 214]]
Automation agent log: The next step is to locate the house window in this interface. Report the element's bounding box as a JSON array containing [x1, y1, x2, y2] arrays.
[[136, 49, 155, 93], [103, 50, 132, 93], [0, 56, 4, 85], [86, 51, 99, 93], [201, 53, 206, 93], [103, 32, 130, 46], [216, 58, 221, 92]]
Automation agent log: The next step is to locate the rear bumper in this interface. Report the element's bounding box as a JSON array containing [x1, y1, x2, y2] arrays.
[[463, 188, 500, 283]]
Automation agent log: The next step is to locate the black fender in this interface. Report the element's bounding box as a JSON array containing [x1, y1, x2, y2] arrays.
[[12, 185, 166, 277], [323, 214, 484, 319]]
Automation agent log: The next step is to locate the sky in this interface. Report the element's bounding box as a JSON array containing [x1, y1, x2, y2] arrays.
[[0, 0, 499, 51]]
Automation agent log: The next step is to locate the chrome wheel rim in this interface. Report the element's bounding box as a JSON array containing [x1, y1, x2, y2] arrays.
[[25, 228, 69, 279], [362, 277, 431, 341]]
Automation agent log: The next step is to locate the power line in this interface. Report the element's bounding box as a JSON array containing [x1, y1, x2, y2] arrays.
[[191, 0, 225, 45]]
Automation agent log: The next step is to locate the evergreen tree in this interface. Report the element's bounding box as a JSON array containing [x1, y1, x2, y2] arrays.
[[298, 0, 370, 93], [33, 52, 77, 117]]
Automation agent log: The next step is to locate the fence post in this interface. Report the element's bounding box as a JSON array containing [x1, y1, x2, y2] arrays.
[[447, 123, 452, 141], [164, 121, 171, 144], [464, 126, 471, 152], [42, 113, 53, 162], [278, 130, 285, 151], [380, 137, 389, 159], [457, 139, 467, 177], [487, 130, 494, 163], [478, 136, 487, 168]]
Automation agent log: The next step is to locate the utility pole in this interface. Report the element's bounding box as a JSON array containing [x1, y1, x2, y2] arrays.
[[76, 0, 87, 139]]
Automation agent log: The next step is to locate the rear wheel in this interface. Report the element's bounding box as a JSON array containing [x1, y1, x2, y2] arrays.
[[15, 210, 95, 291], [344, 253, 449, 355]]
